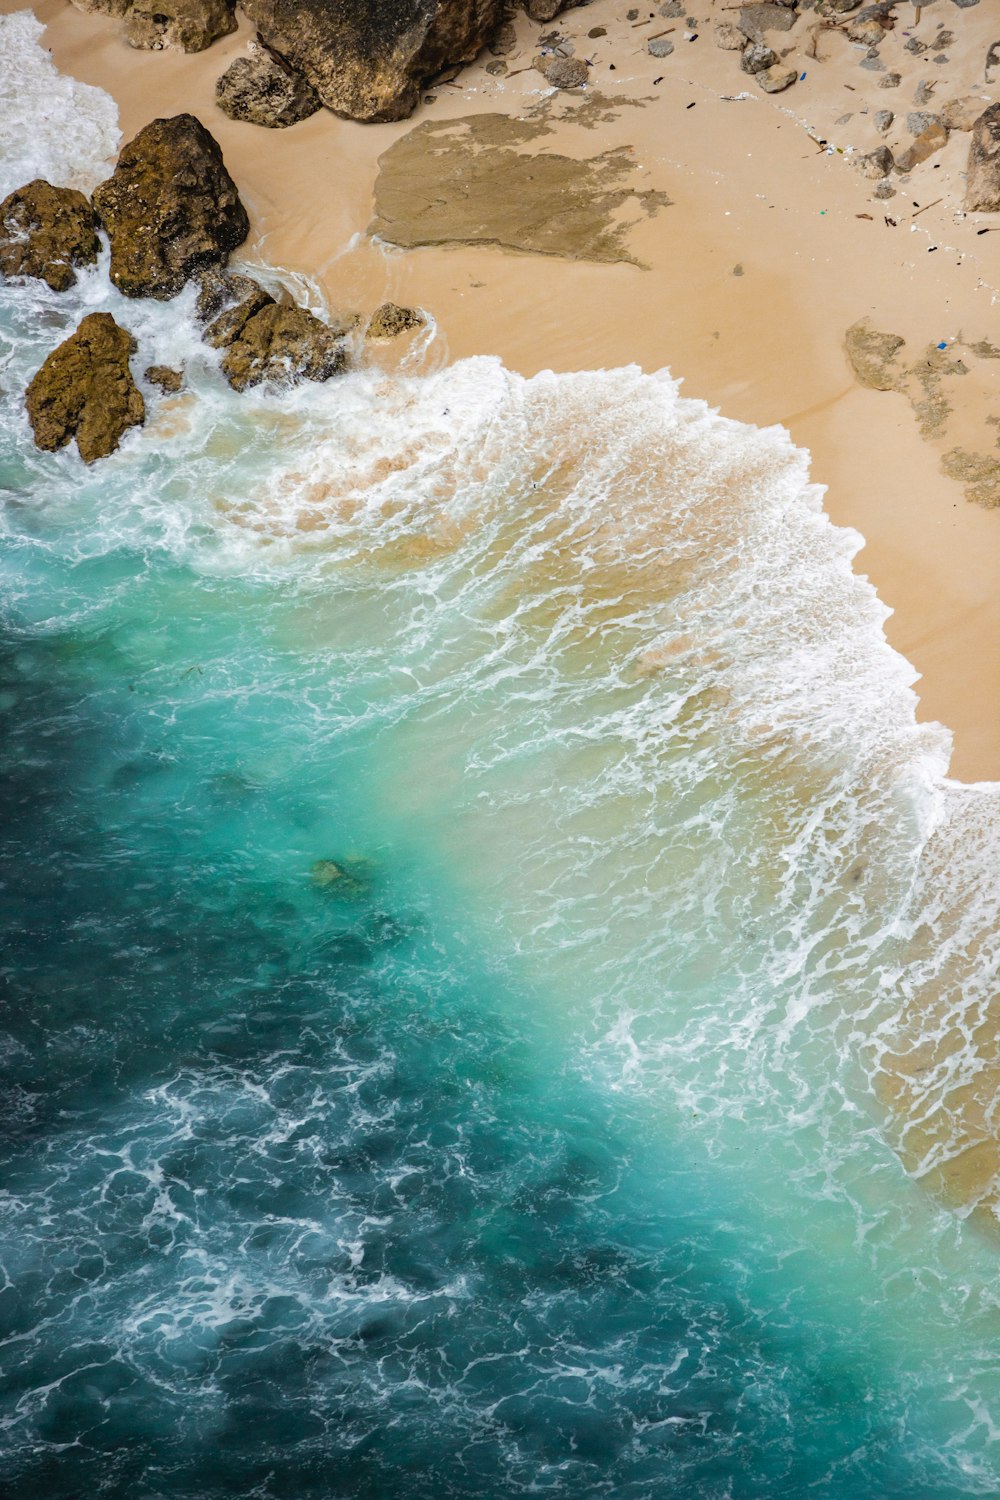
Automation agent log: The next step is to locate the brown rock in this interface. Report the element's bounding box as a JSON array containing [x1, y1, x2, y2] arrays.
[[67, 0, 131, 15], [238, 0, 506, 123], [756, 64, 798, 93], [219, 303, 348, 390], [844, 318, 905, 390], [940, 96, 989, 133], [124, 0, 236, 51], [215, 46, 321, 126], [737, 3, 798, 40], [365, 302, 425, 338], [0, 179, 100, 293], [539, 56, 589, 88], [893, 121, 949, 174], [144, 364, 184, 392], [92, 115, 249, 299], [857, 145, 893, 178], [196, 269, 276, 347], [714, 23, 745, 48], [966, 104, 1000, 211], [25, 312, 145, 463]]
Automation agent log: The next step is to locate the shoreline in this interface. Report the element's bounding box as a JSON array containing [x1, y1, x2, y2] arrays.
[[10, 0, 1000, 782]]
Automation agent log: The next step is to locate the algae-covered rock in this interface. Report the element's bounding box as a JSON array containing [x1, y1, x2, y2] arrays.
[[238, 0, 505, 122], [365, 302, 426, 339], [220, 303, 348, 390], [196, 269, 276, 347], [144, 364, 184, 392], [124, 0, 236, 51], [965, 103, 1000, 212], [844, 318, 905, 390], [215, 46, 321, 127], [0, 179, 100, 292], [25, 312, 145, 463], [92, 115, 249, 299]]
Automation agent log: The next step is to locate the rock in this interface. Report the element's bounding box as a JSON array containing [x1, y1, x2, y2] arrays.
[[25, 312, 145, 463], [488, 21, 516, 54], [844, 318, 905, 390], [904, 36, 926, 54], [950, 0, 979, 6], [144, 364, 183, 392], [541, 56, 589, 87], [966, 105, 1000, 211], [859, 56, 886, 72], [912, 80, 934, 106], [66, 0, 131, 15], [741, 41, 777, 72], [846, 18, 886, 44], [894, 119, 948, 172], [648, 37, 674, 57], [906, 110, 941, 135], [0, 179, 100, 292], [874, 109, 894, 132], [215, 45, 321, 127], [659, 0, 683, 14], [239, 0, 506, 122], [873, 178, 896, 198], [878, 71, 901, 87], [988, 42, 1000, 87], [365, 302, 425, 338], [524, 0, 570, 18], [310, 855, 375, 895], [714, 22, 745, 47], [123, 0, 236, 51], [92, 115, 249, 299], [857, 145, 894, 177], [737, 2, 798, 38], [195, 268, 274, 345], [756, 64, 798, 92], [941, 95, 988, 132], [219, 303, 348, 390]]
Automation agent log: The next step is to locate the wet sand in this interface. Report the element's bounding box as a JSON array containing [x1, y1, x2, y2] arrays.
[[11, 0, 1000, 780]]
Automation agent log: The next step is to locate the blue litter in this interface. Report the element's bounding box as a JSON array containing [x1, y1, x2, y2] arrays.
[[800, 71, 806, 80], [936, 341, 947, 349]]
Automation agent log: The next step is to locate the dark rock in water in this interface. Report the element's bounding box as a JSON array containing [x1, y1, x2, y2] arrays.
[[215, 46, 321, 127], [123, 0, 236, 51], [196, 267, 272, 332], [310, 856, 376, 897], [238, 0, 505, 122], [144, 364, 184, 392], [0, 179, 100, 292], [219, 302, 348, 390], [365, 302, 425, 338], [966, 104, 1000, 211], [25, 312, 145, 463], [92, 115, 249, 298]]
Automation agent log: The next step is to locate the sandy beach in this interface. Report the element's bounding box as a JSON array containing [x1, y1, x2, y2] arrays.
[[7, 0, 1000, 782]]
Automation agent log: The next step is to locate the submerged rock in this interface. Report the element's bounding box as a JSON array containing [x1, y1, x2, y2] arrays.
[[92, 114, 249, 299], [965, 104, 1000, 212], [844, 318, 905, 390], [215, 46, 321, 127], [144, 364, 184, 392], [0, 179, 100, 292], [219, 303, 348, 391], [123, 0, 236, 51], [238, 0, 506, 122], [365, 302, 425, 339], [25, 312, 145, 463]]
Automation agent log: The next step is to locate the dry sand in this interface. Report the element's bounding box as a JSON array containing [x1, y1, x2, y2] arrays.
[[10, 0, 1000, 780]]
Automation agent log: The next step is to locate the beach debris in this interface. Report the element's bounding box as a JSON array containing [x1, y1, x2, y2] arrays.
[[365, 302, 426, 338], [757, 63, 798, 91], [0, 179, 99, 292], [874, 108, 894, 130], [844, 317, 905, 389], [215, 45, 321, 127], [92, 114, 248, 299], [965, 104, 1000, 211], [121, 0, 236, 53], [144, 364, 184, 393], [24, 312, 145, 464]]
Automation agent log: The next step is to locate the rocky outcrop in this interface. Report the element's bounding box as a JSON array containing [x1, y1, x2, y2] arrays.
[[0, 179, 100, 292], [215, 45, 321, 126], [237, 0, 505, 122], [124, 0, 235, 51], [965, 104, 1000, 212], [25, 312, 145, 463], [219, 303, 348, 390], [365, 302, 425, 338], [92, 115, 249, 298]]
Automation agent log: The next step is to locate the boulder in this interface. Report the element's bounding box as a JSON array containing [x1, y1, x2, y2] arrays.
[[215, 45, 321, 126], [25, 312, 145, 463], [965, 104, 1000, 211], [741, 41, 777, 73], [0, 179, 100, 292], [857, 145, 894, 177], [238, 0, 506, 122], [123, 0, 236, 51], [144, 364, 184, 392], [540, 56, 589, 87], [196, 269, 275, 346], [365, 302, 425, 338], [757, 64, 798, 93], [219, 303, 348, 390], [844, 318, 905, 390], [92, 115, 249, 298]]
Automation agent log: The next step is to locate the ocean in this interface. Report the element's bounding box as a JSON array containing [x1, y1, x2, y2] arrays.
[[2, 12, 1000, 1496]]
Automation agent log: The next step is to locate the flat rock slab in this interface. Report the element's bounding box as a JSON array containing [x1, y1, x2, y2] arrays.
[[370, 115, 670, 265]]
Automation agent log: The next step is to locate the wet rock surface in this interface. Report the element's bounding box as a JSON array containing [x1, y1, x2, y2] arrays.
[[365, 302, 425, 338], [219, 301, 349, 390], [215, 45, 321, 127], [25, 311, 145, 463], [0, 179, 100, 292], [123, 0, 235, 52], [92, 114, 249, 298], [196, 269, 275, 346], [144, 363, 184, 392]]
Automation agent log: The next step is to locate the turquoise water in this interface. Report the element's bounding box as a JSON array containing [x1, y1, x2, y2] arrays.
[[4, 14, 1000, 1497]]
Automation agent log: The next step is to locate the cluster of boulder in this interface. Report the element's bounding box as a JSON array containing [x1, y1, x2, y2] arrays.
[[69, 0, 581, 123], [0, 115, 424, 463]]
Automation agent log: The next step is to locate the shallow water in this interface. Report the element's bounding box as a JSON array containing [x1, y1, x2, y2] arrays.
[[3, 14, 1000, 1497]]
